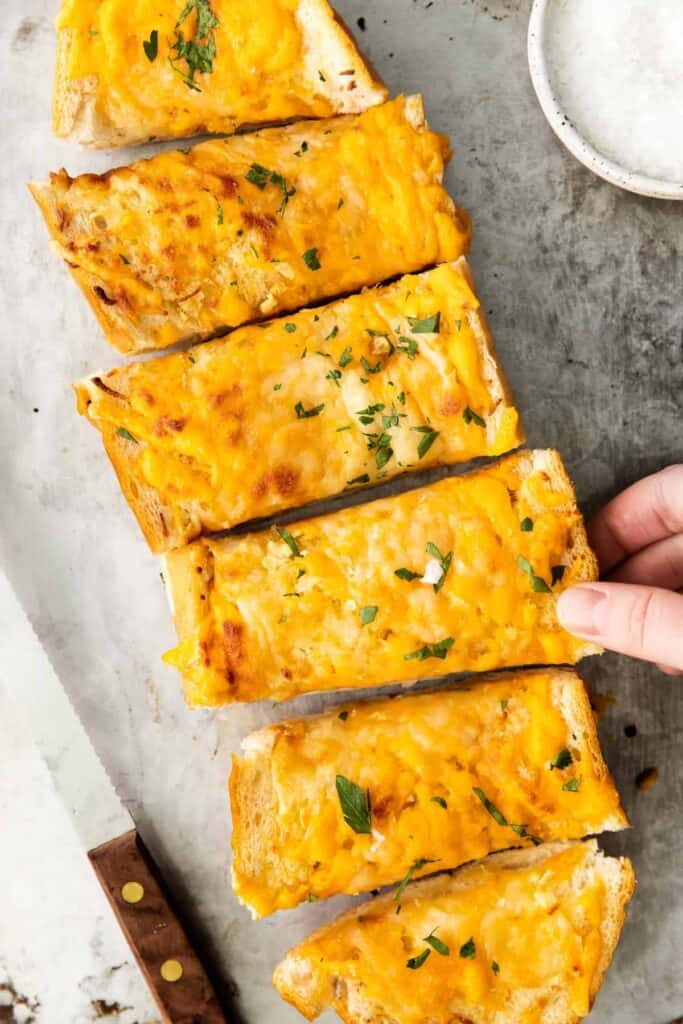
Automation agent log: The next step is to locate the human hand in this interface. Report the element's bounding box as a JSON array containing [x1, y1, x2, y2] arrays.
[[557, 465, 683, 674]]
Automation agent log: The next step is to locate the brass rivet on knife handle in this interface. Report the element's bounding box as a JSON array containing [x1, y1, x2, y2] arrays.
[[88, 829, 228, 1023], [122, 881, 145, 904]]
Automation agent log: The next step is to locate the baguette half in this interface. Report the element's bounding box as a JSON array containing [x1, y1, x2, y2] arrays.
[[230, 669, 627, 918], [274, 839, 635, 1024], [163, 449, 601, 706], [53, 0, 387, 147], [32, 96, 470, 355], [74, 259, 523, 553]]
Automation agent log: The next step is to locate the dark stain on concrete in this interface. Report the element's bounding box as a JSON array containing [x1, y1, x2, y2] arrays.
[[0, 980, 40, 1023], [12, 17, 49, 52], [91, 999, 133, 1018]]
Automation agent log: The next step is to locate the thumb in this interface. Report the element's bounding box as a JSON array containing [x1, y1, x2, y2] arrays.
[[557, 583, 683, 672]]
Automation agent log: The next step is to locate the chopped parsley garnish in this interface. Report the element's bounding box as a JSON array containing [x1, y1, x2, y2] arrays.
[[356, 403, 385, 425], [550, 748, 573, 771], [520, 517, 534, 532], [284, 323, 296, 333], [517, 556, 552, 593], [463, 406, 486, 428], [273, 383, 282, 391], [339, 346, 353, 367], [359, 605, 378, 626], [413, 426, 439, 459], [188, 353, 196, 364], [397, 336, 419, 359], [335, 775, 372, 834], [382, 405, 405, 430], [245, 164, 295, 214], [424, 930, 450, 957], [500, 699, 509, 711], [347, 474, 370, 485], [552, 565, 567, 586], [116, 427, 138, 443], [319, 69, 326, 82], [395, 567, 421, 582], [326, 369, 342, 387], [425, 542, 453, 593], [143, 28, 159, 62], [375, 440, 394, 470], [170, 0, 219, 91], [338, 710, 350, 721], [431, 796, 448, 809], [492, 960, 501, 975], [406, 949, 431, 971], [303, 247, 321, 271], [404, 637, 454, 662], [361, 355, 382, 375], [215, 200, 223, 225], [459, 938, 476, 960], [395, 858, 439, 901], [119, 254, 130, 265], [472, 787, 542, 846], [563, 776, 582, 792], [326, 325, 339, 341], [295, 401, 325, 419], [276, 526, 302, 558], [307, 893, 319, 903], [408, 313, 440, 334], [246, 163, 270, 189]]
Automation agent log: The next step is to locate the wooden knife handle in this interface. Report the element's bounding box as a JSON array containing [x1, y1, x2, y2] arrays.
[[88, 830, 227, 1024]]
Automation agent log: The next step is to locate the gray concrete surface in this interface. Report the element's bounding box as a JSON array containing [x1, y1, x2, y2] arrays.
[[0, 0, 681, 1021]]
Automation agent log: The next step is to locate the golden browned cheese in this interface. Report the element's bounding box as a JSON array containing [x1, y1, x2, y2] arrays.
[[274, 842, 635, 1024], [31, 97, 470, 354], [230, 671, 627, 918], [74, 260, 523, 553], [53, 0, 387, 146], [163, 450, 600, 707]]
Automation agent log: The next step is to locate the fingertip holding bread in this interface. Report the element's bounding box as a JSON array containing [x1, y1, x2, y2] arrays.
[[273, 840, 635, 1024]]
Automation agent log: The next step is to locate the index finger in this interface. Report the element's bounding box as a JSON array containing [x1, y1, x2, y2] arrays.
[[588, 464, 683, 573]]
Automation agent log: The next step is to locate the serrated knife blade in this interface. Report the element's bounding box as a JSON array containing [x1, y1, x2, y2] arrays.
[[0, 568, 228, 1024], [0, 568, 132, 851]]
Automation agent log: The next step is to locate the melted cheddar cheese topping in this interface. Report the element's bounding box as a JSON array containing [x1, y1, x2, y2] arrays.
[[163, 450, 598, 706], [56, 0, 385, 142], [231, 672, 625, 917], [76, 261, 523, 551], [39, 97, 469, 353], [278, 844, 614, 1024]]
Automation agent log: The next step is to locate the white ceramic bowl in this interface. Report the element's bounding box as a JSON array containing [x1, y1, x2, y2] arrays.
[[528, 0, 683, 200]]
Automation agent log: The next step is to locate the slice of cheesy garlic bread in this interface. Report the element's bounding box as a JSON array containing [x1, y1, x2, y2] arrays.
[[74, 259, 523, 553], [162, 449, 600, 707], [31, 96, 470, 355], [230, 669, 628, 918], [274, 840, 635, 1024], [53, 0, 387, 147]]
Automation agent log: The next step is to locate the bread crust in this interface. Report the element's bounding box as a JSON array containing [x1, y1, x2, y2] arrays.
[[73, 258, 523, 554], [230, 668, 628, 918], [53, 0, 387, 147], [273, 840, 636, 1023]]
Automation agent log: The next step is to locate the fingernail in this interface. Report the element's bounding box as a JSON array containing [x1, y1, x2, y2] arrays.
[[557, 586, 608, 636]]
